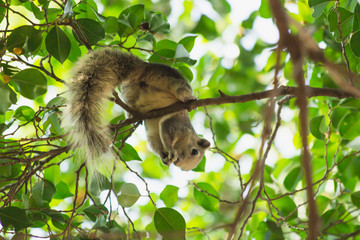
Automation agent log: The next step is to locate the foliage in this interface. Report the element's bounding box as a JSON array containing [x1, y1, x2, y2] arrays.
[[0, 0, 360, 239]]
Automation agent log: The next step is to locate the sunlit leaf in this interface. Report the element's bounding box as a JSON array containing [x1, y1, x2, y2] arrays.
[[154, 208, 186, 240], [308, 0, 332, 17], [12, 69, 47, 99], [14, 106, 35, 121], [193, 182, 219, 212], [284, 167, 303, 191], [160, 185, 179, 208], [6, 25, 42, 54], [117, 183, 141, 207]]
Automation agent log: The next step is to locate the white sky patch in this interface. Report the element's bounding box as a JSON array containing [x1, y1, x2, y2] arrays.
[[228, 0, 261, 24], [233, 133, 257, 154], [253, 17, 279, 44], [274, 126, 301, 158]]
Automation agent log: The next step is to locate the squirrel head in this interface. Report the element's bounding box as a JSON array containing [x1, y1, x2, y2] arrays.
[[170, 136, 210, 171]]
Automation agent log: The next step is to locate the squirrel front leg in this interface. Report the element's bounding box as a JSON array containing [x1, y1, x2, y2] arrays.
[[159, 114, 179, 165], [143, 63, 196, 103]]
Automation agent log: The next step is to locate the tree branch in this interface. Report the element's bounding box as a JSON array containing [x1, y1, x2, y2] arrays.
[[113, 85, 358, 130]]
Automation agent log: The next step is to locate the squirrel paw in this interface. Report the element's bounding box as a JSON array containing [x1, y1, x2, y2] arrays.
[[161, 150, 179, 166], [177, 87, 196, 103]]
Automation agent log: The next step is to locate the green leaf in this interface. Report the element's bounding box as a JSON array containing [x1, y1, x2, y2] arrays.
[[174, 44, 197, 65], [31, 180, 56, 207], [160, 185, 179, 208], [308, 0, 332, 18], [119, 143, 142, 161], [14, 106, 35, 121], [6, 25, 43, 53], [266, 220, 284, 239], [178, 35, 197, 52], [193, 182, 219, 212], [192, 156, 206, 172], [0, 0, 6, 23], [154, 208, 186, 240], [339, 98, 360, 108], [328, 7, 354, 41], [192, 15, 217, 40], [146, 11, 170, 34], [0, 82, 16, 114], [89, 173, 111, 196], [207, 0, 231, 15], [12, 69, 47, 99], [177, 65, 193, 81], [339, 112, 360, 140], [350, 31, 360, 57], [321, 209, 338, 230], [92, 215, 108, 231], [59, 0, 73, 21], [117, 183, 141, 207], [283, 167, 303, 191], [83, 204, 108, 222], [155, 39, 178, 51], [104, 16, 119, 34], [48, 212, 68, 230], [118, 4, 144, 34], [272, 196, 298, 220], [310, 115, 327, 140], [298, 1, 314, 23], [351, 191, 360, 209], [175, 44, 190, 58], [259, 0, 272, 18], [45, 26, 71, 63], [316, 196, 331, 214], [46, 96, 66, 108], [330, 107, 349, 129], [0, 207, 32, 232], [53, 181, 74, 199], [73, 18, 105, 45]]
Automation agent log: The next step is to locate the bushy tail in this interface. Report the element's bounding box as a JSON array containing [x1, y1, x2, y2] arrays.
[[61, 48, 143, 167]]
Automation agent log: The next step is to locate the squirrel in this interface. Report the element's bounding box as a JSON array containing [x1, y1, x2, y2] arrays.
[[61, 48, 210, 171]]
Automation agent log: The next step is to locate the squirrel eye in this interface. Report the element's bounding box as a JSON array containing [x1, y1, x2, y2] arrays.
[[191, 149, 199, 155]]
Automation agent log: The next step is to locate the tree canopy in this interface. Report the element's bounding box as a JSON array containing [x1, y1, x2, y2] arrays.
[[1, 0, 360, 239]]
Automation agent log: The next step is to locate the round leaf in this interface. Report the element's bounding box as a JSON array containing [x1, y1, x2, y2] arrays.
[[118, 143, 142, 161], [45, 26, 71, 63], [117, 183, 141, 207], [160, 185, 179, 208], [193, 182, 219, 212], [14, 106, 35, 121], [12, 69, 47, 99], [350, 31, 360, 57], [154, 208, 186, 240], [178, 35, 197, 52], [6, 25, 43, 53]]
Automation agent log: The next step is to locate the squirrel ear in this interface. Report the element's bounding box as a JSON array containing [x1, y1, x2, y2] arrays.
[[198, 139, 210, 149]]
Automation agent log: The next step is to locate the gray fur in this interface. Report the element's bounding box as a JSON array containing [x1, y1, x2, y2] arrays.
[[62, 48, 210, 171]]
